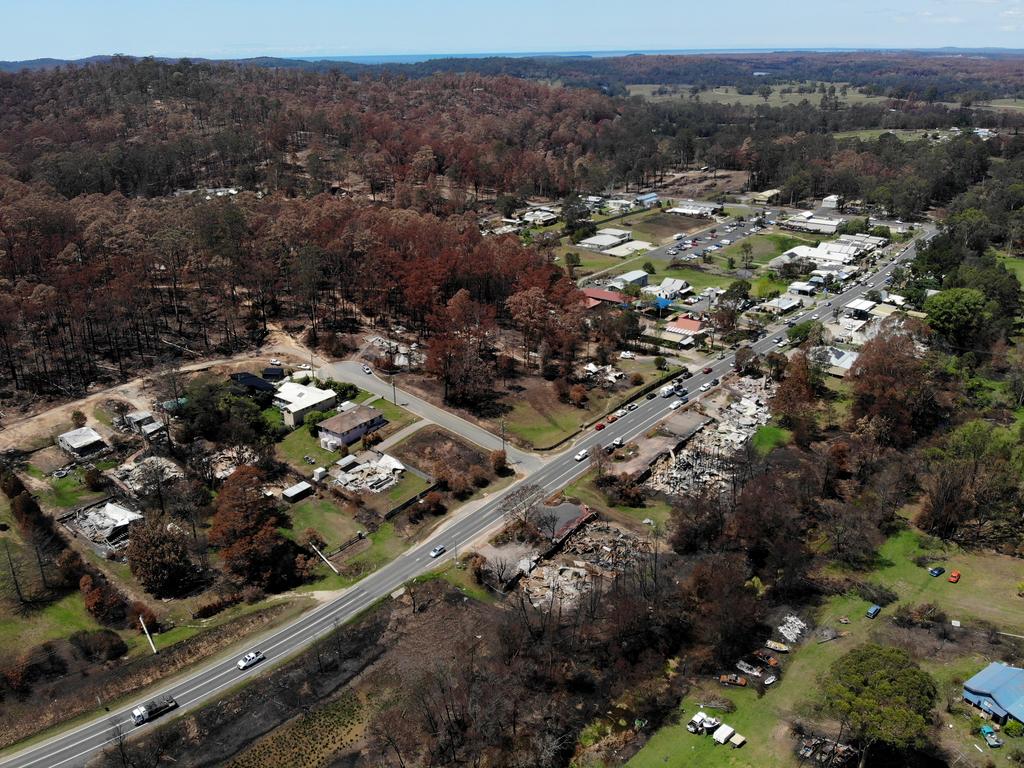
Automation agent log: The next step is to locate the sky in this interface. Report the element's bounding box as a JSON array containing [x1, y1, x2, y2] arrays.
[[1, 0, 1023, 61]]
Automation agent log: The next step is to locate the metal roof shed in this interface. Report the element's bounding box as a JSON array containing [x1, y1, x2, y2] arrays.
[[282, 481, 313, 503]]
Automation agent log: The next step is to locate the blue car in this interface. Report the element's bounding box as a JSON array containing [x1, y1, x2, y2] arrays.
[[866, 604, 881, 619]]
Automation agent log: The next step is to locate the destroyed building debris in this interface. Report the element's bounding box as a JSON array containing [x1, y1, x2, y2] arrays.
[[111, 455, 184, 494], [62, 499, 143, 549], [330, 451, 408, 493]]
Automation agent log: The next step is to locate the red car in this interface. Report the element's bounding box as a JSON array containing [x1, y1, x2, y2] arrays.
[[595, 423, 605, 431], [948, 570, 961, 583], [606, 415, 618, 423], [702, 366, 713, 374]]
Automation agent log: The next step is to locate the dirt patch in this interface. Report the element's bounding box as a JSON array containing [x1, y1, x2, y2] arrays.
[[639, 212, 707, 238], [391, 426, 490, 480]]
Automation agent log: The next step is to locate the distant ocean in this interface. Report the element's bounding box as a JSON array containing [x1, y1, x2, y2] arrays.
[[293, 48, 866, 65]]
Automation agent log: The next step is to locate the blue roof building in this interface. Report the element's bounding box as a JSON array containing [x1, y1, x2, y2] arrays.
[[963, 663, 1024, 724]]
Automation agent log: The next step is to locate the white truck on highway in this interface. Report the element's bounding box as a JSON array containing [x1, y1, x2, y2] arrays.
[[131, 695, 178, 726], [660, 384, 676, 398]]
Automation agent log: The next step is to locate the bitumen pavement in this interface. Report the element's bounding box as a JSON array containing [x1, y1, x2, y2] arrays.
[[0, 229, 927, 768]]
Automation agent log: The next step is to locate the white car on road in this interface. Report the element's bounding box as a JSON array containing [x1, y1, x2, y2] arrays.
[[429, 545, 446, 558], [669, 400, 683, 410], [362, 364, 372, 375], [574, 449, 589, 461], [237, 650, 264, 670], [614, 408, 628, 418], [699, 382, 711, 392]]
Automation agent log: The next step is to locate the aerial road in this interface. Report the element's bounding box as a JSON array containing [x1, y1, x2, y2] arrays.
[[0, 227, 927, 768]]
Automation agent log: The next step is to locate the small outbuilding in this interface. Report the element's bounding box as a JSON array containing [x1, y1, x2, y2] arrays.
[[282, 481, 313, 503], [57, 427, 107, 457]]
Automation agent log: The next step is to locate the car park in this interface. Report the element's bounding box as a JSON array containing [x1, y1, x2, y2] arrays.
[[237, 650, 265, 670], [574, 450, 588, 462], [928, 566, 945, 577], [430, 545, 446, 558]]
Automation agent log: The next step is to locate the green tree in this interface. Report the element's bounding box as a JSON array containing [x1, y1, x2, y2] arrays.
[[304, 409, 330, 437], [642, 261, 656, 275], [823, 644, 937, 768], [924, 288, 989, 350]]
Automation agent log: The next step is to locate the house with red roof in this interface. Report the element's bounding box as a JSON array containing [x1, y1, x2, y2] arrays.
[[581, 287, 630, 310]]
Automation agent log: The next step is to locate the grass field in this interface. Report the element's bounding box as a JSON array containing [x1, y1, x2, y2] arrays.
[[557, 247, 621, 276], [385, 472, 431, 505], [832, 128, 941, 142], [0, 592, 105, 650], [299, 522, 409, 592], [996, 253, 1024, 286], [504, 397, 583, 449], [751, 424, 792, 455], [564, 470, 672, 528], [276, 427, 341, 473], [41, 469, 104, 509], [628, 524, 1024, 768], [369, 398, 419, 436], [751, 275, 790, 298], [283, 496, 362, 547], [718, 232, 824, 268], [627, 82, 889, 108]]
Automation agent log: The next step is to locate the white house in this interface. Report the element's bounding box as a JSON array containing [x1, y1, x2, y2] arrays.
[[578, 227, 632, 252], [274, 382, 338, 427], [609, 270, 649, 289], [822, 194, 843, 209], [668, 200, 722, 217]]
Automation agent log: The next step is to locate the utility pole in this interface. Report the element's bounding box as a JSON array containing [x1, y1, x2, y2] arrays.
[[500, 419, 506, 453], [391, 375, 397, 405], [139, 615, 157, 655]]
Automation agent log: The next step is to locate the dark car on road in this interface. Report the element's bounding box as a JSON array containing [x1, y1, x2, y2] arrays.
[[702, 366, 713, 374]]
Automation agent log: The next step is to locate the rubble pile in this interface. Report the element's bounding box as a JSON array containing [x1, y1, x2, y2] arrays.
[[113, 455, 184, 494], [562, 523, 651, 570], [777, 615, 808, 643], [647, 378, 776, 497], [522, 565, 593, 608], [208, 446, 261, 480], [331, 452, 406, 493]]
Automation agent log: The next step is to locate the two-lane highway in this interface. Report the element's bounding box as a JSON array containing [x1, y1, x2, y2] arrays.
[[0, 228, 927, 768]]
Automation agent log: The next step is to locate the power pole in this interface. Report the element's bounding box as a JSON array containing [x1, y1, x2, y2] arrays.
[[391, 375, 397, 405], [139, 615, 157, 654], [500, 419, 506, 453]]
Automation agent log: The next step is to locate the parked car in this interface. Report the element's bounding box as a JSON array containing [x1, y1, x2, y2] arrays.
[[702, 366, 713, 374], [574, 450, 588, 462], [237, 650, 265, 670], [627, 402, 639, 411], [297, 363, 312, 370], [753, 649, 779, 667], [719, 674, 748, 687], [611, 437, 624, 448], [699, 382, 711, 392], [269, 358, 282, 366], [646, 392, 657, 400], [614, 408, 628, 418], [866, 604, 882, 619], [681, 369, 693, 379], [948, 570, 961, 583], [928, 566, 945, 577], [711, 378, 720, 386], [606, 415, 618, 423], [429, 545, 446, 558], [595, 422, 605, 430], [362, 364, 372, 375], [763, 675, 778, 686]]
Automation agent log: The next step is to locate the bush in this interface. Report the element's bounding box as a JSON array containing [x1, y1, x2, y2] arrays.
[[489, 450, 507, 474], [194, 593, 242, 619], [71, 410, 87, 428], [855, 581, 898, 606], [654, 356, 667, 370], [630, 372, 644, 386], [1005, 720, 1024, 738], [69, 629, 128, 662], [83, 467, 104, 491]]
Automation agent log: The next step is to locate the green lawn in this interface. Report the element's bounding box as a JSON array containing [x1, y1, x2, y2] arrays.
[[996, 253, 1024, 287], [751, 275, 790, 298], [564, 470, 672, 528], [557, 247, 622, 277], [42, 470, 104, 509], [504, 398, 583, 450], [385, 473, 431, 505], [414, 560, 498, 604], [751, 425, 792, 455], [718, 232, 824, 268], [627, 82, 889, 108], [833, 128, 938, 142], [299, 523, 408, 591], [369, 398, 420, 436], [284, 496, 362, 547], [262, 406, 284, 429], [276, 427, 341, 473], [0, 592, 105, 650]]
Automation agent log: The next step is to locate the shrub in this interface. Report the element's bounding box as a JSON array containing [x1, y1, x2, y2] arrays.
[[654, 356, 667, 370], [855, 581, 898, 606], [470, 465, 490, 488], [489, 450, 507, 474], [194, 593, 242, 619], [630, 372, 644, 386], [83, 467, 104, 491], [69, 629, 128, 662], [71, 410, 87, 428], [1005, 720, 1024, 738], [0, 470, 26, 499]]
